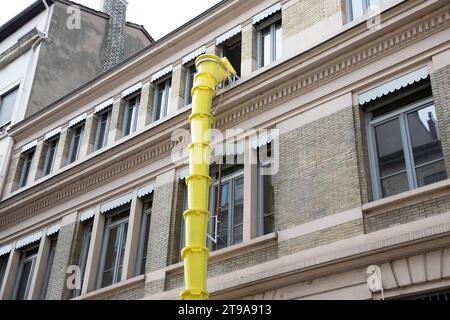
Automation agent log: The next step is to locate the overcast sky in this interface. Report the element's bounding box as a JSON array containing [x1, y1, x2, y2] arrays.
[[0, 0, 222, 40]]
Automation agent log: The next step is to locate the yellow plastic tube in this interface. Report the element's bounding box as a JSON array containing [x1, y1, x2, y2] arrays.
[[180, 54, 236, 300]]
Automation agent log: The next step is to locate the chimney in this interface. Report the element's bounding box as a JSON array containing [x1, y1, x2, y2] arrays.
[[102, 0, 128, 71]]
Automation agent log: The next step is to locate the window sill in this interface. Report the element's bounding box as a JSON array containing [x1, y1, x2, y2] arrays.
[[165, 232, 278, 275], [362, 179, 450, 216], [73, 274, 145, 300]]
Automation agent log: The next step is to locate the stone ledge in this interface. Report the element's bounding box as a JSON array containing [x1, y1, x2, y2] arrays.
[[362, 179, 450, 216], [74, 274, 145, 300]]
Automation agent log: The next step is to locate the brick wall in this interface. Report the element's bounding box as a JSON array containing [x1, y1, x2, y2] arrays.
[[431, 65, 450, 176], [278, 219, 363, 256], [275, 106, 362, 231], [102, 0, 127, 71], [45, 222, 80, 300], [365, 194, 450, 233], [283, 0, 341, 39]]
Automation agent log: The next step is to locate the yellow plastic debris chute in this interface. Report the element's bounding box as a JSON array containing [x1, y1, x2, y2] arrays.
[[181, 54, 236, 300]]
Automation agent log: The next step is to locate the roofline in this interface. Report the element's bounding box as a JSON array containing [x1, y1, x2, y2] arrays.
[[0, 0, 53, 42], [0, 0, 154, 46], [9, 0, 227, 130]]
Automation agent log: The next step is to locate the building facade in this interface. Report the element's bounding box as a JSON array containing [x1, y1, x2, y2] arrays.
[[1, 0, 450, 300], [0, 0, 152, 199]]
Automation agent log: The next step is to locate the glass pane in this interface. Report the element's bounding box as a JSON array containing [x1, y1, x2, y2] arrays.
[[263, 173, 275, 234], [275, 26, 282, 61], [263, 31, 271, 67], [233, 225, 243, 245], [216, 182, 229, 249], [350, 0, 365, 21], [264, 214, 275, 235], [154, 86, 164, 121], [20, 151, 34, 187], [164, 80, 172, 117], [374, 118, 406, 177], [233, 177, 244, 227], [0, 88, 18, 125], [15, 260, 33, 300], [0, 256, 8, 289], [102, 226, 119, 287], [416, 160, 447, 188], [407, 105, 444, 167], [380, 172, 409, 198], [117, 223, 128, 283], [186, 66, 195, 105]]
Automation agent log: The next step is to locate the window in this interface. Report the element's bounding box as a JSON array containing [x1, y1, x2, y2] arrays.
[[258, 143, 275, 236], [12, 246, 39, 300], [94, 109, 111, 151], [257, 15, 282, 68], [346, 0, 381, 22], [184, 64, 196, 106], [73, 220, 93, 298], [153, 77, 172, 122], [19, 149, 35, 188], [209, 164, 244, 250], [136, 196, 152, 276], [40, 237, 57, 300], [97, 208, 129, 289], [369, 98, 447, 199], [0, 254, 9, 289], [178, 179, 188, 261], [122, 95, 140, 137], [42, 137, 59, 177], [0, 87, 19, 130], [221, 33, 242, 78], [68, 124, 84, 164]]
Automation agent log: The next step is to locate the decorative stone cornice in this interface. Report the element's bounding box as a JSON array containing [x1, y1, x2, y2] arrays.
[[214, 6, 450, 130], [1, 2, 449, 229]]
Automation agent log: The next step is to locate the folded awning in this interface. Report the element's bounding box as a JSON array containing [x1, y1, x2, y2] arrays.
[[100, 193, 133, 214], [68, 113, 87, 128], [137, 183, 155, 198], [182, 46, 206, 65], [95, 98, 114, 113], [151, 65, 173, 82], [358, 67, 429, 105], [21, 140, 37, 153], [80, 208, 96, 222], [252, 3, 282, 24], [122, 83, 142, 98], [251, 132, 274, 150], [216, 25, 242, 45], [47, 223, 61, 237], [44, 127, 61, 141], [16, 231, 42, 249], [0, 244, 12, 257]]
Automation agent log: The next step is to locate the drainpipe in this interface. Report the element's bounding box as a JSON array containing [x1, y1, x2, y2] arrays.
[[181, 55, 236, 300]]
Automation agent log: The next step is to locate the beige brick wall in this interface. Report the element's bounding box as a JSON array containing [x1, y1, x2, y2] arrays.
[[45, 221, 80, 300], [283, 0, 341, 39], [431, 65, 450, 176], [138, 81, 155, 128], [365, 194, 450, 233], [278, 219, 363, 256], [275, 106, 362, 231]]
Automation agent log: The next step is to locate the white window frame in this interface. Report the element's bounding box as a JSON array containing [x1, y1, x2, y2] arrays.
[[68, 123, 84, 164], [122, 94, 140, 137], [43, 137, 59, 177], [184, 64, 196, 107], [208, 169, 245, 250], [135, 197, 152, 276], [152, 75, 172, 122], [256, 14, 282, 69], [346, 0, 380, 23], [367, 96, 446, 200], [11, 245, 39, 300], [0, 86, 19, 131], [19, 148, 35, 188], [40, 236, 58, 300], [73, 219, 93, 298], [96, 208, 129, 289], [94, 108, 112, 151]]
